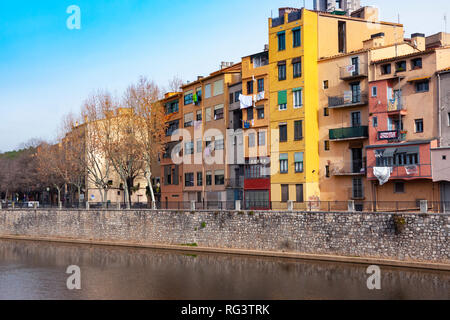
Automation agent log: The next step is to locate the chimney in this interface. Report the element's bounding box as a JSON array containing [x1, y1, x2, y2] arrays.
[[197, 76, 204, 81], [411, 33, 426, 51], [264, 44, 269, 52]]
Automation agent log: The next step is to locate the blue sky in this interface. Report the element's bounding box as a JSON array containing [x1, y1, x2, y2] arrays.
[[0, 0, 449, 152]]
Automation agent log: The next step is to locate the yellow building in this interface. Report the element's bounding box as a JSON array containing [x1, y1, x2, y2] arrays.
[[269, 6, 405, 205]]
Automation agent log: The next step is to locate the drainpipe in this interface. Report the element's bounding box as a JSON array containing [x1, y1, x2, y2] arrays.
[[438, 73, 442, 146]]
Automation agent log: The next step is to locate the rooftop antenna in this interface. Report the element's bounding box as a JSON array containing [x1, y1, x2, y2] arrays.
[[445, 13, 448, 45], [303, 0, 306, 8]]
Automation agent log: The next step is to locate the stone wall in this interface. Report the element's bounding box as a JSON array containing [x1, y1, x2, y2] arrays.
[[0, 209, 448, 263]]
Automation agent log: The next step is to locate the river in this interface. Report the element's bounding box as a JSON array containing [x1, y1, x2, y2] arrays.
[[0, 239, 448, 300]]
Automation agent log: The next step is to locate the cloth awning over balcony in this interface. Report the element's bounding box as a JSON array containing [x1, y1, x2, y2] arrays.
[[407, 76, 431, 82]]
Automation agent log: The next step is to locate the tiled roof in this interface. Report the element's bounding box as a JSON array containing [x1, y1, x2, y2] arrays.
[[371, 49, 435, 64]]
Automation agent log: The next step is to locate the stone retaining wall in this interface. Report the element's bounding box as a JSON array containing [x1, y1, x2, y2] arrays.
[[0, 209, 448, 263]]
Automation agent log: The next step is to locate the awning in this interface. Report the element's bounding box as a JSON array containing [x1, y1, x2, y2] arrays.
[[407, 76, 431, 82], [395, 146, 419, 154], [383, 148, 397, 157]]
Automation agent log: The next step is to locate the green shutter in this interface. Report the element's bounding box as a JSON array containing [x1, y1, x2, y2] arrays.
[[280, 153, 288, 160], [278, 90, 287, 105]]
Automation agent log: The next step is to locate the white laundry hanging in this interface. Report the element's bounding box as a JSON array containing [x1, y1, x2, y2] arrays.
[[239, 94, 253, 109], [373, 167, 393, 185]]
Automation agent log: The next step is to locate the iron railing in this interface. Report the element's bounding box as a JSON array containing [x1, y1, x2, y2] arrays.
[[329, 126, 369, 140], [328, 92, 368, 108]]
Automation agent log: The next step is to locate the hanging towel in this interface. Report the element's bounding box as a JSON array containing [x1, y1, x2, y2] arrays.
[[239, 94, 253, 109], [373, 167, 393, 185], [256, 91, 265, 101]]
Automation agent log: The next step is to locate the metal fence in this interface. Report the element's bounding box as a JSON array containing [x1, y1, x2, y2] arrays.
[[1, 200, 450, 213]]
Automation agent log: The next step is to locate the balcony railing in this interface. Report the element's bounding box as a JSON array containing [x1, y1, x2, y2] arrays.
[[339, 63, 368, 80], [272, 16, 284, 27], [387, 98, 405, 112], [330, 161, 366, 176], [328, 92, 368, 109], [225, 178, 244, 189], [368, 164, 432, 180], [329, 126, 369, 141], [288, 11, 302, 23]]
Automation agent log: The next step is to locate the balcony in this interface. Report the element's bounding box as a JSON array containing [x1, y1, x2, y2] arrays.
[[339, 63, 368, 80], [368, 164, 432, 180], [272, 16, 284, 27], [330, 161, 366, 176], [225, 178, 244, 189], [377, 130, 407, 142], [387, 98, 407, 115], [329, 126, 369, 141], [328, 92, 368, 109]]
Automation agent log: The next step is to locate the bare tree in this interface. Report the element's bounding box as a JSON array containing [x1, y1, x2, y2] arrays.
[[80, 92, 115, 205], [127, 77, 167, 207], [167, 75, 184, 93]]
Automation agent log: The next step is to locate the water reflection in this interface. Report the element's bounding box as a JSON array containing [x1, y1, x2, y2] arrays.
[[0, 239, 448, 300]]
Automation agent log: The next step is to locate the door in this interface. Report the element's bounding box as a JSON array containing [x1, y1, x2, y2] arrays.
[[442, 182, 450, 212], [351, 111, 361, 127], [351, 148, 363, 173], [350, 82, 361, 103]]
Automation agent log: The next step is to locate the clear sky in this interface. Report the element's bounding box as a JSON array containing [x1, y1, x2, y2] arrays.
[[0, 0, 449, 152]]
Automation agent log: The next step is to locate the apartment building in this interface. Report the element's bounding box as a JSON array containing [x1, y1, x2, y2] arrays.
[[269, 6, 402, 206], [240, 50, 271, 209], [366, 36, 450, 207], [161, 92, 183, 206], [318, 34, 422, 204], [180, 63, 241, 205]]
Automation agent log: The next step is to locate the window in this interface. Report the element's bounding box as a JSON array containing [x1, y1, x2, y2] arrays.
[[353, 177, 363, 198], [324, 108, 329, 117], [279, 124, 287, 142], [166, 120, 179, 136], [351, 111, 361, 127], [229, 93, 234, 103], [443, 155, 447, 160], [294, 152, 304, 173], [415, 119, 424, 133], [205, 108, 211, 122], [325, 165, 330, 178], [296, 184, 304, 203], [448, 112, 450, 126], [278, 32, 286, 51], [204, 84, 212, 99], [196, 110, 202, 121], [215, 135, 224, 150], [248, 133, 256, 148], [278, 90, 287, 110], [247, 81, 254, 94], [214, 170, 225, 185], [197, 172, 203, 186], [196, 139, 202, 153], [381, 64, 391, 75], [411, 58, 422, 69], [185, 173, 194, 187], [415, 80, 429, 93], [293, 27, 301, 47], [323, 80, 329, 89], [214, 136, 225, 150], [245, 190, 269, 208], [396, 61, 406, 72], [213, 79, 224, 96], [278, 63, 286, 81], [372, 86, 378, 97], [235, 90, 242, 102], [373, 116, 378, 128], [257, 79, 264, 93], [338, 21, 346, 53], [394, 182, 405, 193], [376, 147, 420, 167], [247, 107, 254, 120], [184, 112, 194, 127], [293, 59, 301, 78], [324, 140, 330, 151], [184, 141, 194, 155], [294, 120, 303, 141], [280, 154, 288, 174], [214, 105, 224, 120], [258, 131, 266, 146], [206, 171, 212, 186], [257, 107, 265, 119], [184, 91, 193, 105], [350, 82, 361, 103], [281, 184, 289, 202], [293, 88, 302, 108], [165, 101, 179, 114]]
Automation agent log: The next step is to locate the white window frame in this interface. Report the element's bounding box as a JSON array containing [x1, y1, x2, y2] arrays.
[[278, 103, 287, 111], [293, 89, 303, 109]]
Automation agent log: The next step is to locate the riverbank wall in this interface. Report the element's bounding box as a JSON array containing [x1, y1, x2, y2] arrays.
[[0, 209, 448, 267]]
